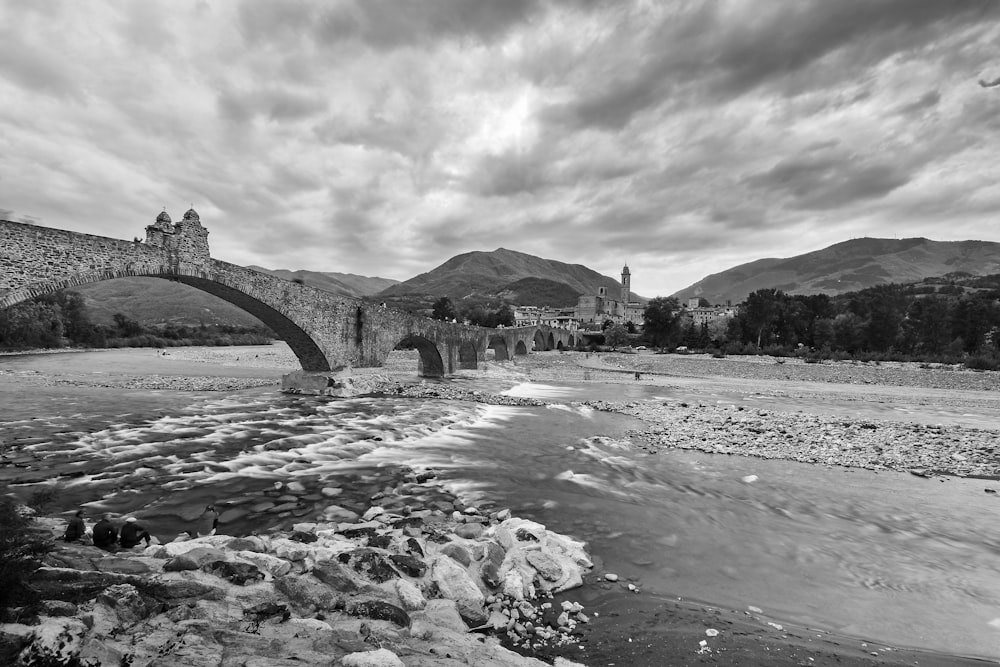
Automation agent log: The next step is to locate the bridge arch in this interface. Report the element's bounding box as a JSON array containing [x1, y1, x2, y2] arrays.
[[488, 335, 509, 361], [395, 334, 445, 378], [458, 340, 478, 369], [547, 332, 555, 350], [515, 340, 528, 356], [3, 269, 334, 372], [532, 330, 546, 351]]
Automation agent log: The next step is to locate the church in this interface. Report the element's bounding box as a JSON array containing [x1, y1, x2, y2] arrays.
[[574, 264, 645, 327]]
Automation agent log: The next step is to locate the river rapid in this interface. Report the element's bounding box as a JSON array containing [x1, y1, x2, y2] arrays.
[[2, 347, 999, 662]]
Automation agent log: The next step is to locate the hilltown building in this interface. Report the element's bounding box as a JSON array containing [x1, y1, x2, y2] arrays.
[[684, 297, 739, 325], [574, 264, 645, 327]]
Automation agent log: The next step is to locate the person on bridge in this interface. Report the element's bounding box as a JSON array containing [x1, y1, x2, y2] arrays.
[[92, 514, 118, 551], [63, 509, 86, 543], [119, 517, 152, 549]]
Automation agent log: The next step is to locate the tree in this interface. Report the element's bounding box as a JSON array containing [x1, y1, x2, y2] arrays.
[[743, 288, 784, 348], [604, 323, 629, 349], [431, 296, 457, 322], [643, 297, 682, 349]]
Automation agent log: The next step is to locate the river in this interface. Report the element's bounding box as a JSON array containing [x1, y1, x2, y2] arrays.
[[1, 346, 999, 662]]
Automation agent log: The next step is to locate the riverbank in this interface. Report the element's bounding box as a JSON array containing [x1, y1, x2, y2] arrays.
[[3, 345, 998, 665]]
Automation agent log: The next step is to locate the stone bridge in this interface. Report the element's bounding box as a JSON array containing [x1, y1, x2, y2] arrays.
[[0, 211, 577, 377]]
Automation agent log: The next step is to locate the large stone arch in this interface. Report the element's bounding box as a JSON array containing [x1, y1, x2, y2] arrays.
[[547, 332, 555, 350], [532, 330, 546, 351], [395, 334, 445, 378], [515, 340, 529, 356], [171, 275, 330, 371], [3, 270, 333, 371]]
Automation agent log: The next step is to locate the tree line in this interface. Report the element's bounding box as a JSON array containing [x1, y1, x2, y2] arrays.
[[642, 273, 1000, 369], [0, 291, 273, 351]]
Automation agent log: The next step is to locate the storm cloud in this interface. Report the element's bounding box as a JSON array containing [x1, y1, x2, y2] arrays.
[[2, 0, 999, 296]]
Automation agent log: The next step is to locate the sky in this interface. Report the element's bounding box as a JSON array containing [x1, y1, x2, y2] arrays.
[[2, 1, 999, 298]]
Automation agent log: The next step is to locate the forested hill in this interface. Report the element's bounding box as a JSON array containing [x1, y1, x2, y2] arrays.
[[673, 238, 1000, 305], [716, 273, 1000, 368], [378, 247, 642, 305]]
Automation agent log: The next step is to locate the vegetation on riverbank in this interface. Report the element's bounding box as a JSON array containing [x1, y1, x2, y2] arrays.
[[643, 273, 1000, 370], [0, 291, 272, 352]]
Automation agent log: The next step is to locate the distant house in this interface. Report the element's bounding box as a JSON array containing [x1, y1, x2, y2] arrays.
[[684, 298, 738, 325]]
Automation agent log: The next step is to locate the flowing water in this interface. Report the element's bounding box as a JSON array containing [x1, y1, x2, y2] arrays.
[[2, 348, 999, 662]]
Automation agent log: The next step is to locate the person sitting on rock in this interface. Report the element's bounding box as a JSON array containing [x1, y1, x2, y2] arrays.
[[119, 517, 152, 548], [63, 509, 86, 543], [92, 514, 118, 551], [196, 504, 220, 537]]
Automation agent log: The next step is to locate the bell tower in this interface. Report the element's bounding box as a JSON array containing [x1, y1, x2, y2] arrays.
[[621, 263, 631, 304]]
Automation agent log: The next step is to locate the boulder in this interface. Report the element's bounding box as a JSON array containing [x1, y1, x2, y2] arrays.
[[388, 554, 426, 578], [274, 574, 340, 612], [97, 583, 152, 625], [236, 551, 293, 578], [338, 549, 399, 584], [341, 648, 405, 667], [345, 599, 410, 627], [439, 543, 471, 567], [526, 551, 563, 582], [394, 578, 426, 611], [138, 578, 226, 601], [16, 618, 87, 666], [430, 555, 486, 626], [224, 536, 266, 553], [418, 599, 468, 633], [163, 555, 200, 572], [311, 560, 360, 592], [455, 523, 484, 539], [202, 560, 265, 585]]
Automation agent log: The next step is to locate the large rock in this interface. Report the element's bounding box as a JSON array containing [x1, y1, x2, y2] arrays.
[[394, 578, 426, 611], [97, 583, 152, 625], [341, 648, 405, 667], [388, 554, 426, 578], [236, 550, 293, 578], [430, 555, 486, 626], [163, 555, 200, 572], [480, 542, 506, 589], [29, 567, 140, 601], [274, 574, 340, 612], [338, 549, 399, 584], [16, 618, 87, 666], [311, 560, 360, 592], [138, 578, 226, 601], [202, 559, 265, 585], [345, 599, 410, 627], [439, 543, 471, 567]]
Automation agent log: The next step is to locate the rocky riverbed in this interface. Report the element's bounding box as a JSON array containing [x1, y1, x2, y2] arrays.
[[3, 472, 595, 667]]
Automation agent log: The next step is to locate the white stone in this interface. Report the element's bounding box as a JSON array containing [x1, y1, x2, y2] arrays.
[[235, 550, 292, 578], [394, 578, 427, 611], [362, 506, 386, 521], [430, 554, 485, 617], [341, 648, 405, 667]]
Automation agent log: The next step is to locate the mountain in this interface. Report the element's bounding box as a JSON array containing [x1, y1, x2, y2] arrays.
[[673, 238, 1000, 305], [378, 248, 642, 306], [247, 267, 398, 297]]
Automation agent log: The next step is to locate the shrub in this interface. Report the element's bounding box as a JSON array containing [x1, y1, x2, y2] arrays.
[[965, 355, 1000, 371], [0, 493, 53, 621]]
